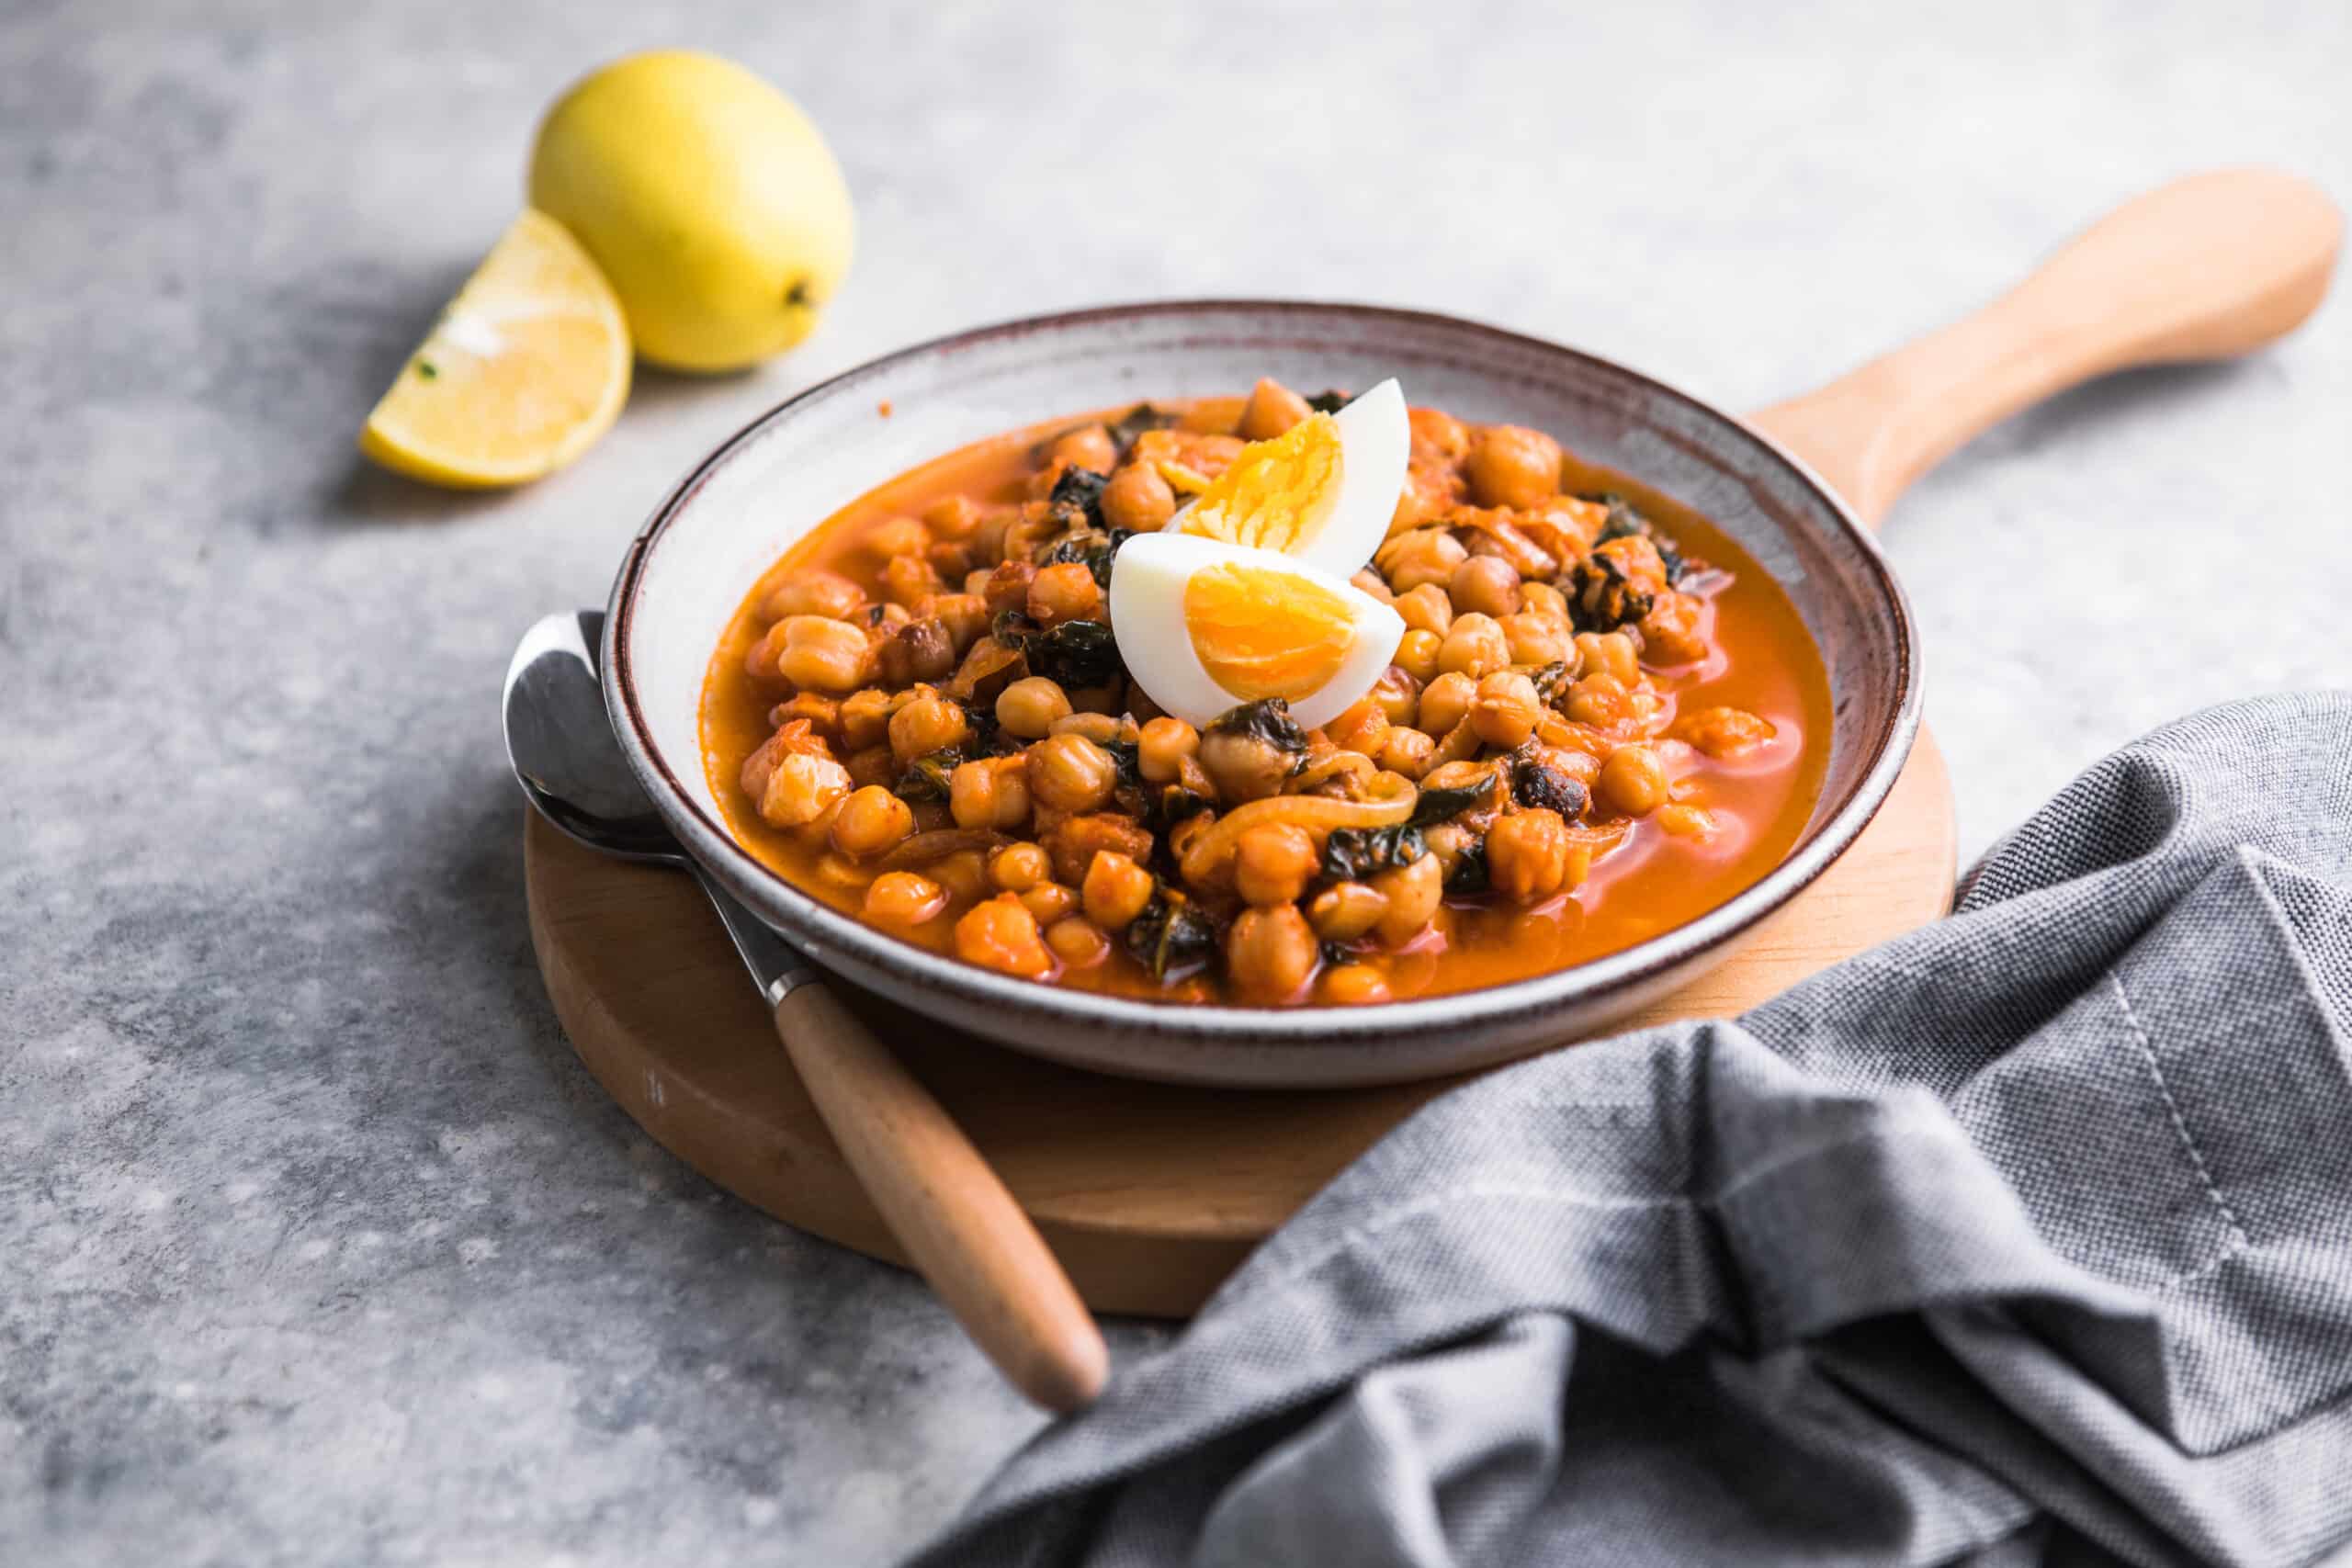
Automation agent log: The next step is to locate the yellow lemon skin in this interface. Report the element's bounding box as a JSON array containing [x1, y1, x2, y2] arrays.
[[527, 51, 854, 373]]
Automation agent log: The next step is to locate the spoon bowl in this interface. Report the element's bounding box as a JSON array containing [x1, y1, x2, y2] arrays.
[[503, 609, 679, 864]]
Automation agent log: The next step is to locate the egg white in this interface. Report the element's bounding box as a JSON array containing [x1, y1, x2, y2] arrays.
[[1109, 532, 1406, 730], [1172, 377, 1408, 578]]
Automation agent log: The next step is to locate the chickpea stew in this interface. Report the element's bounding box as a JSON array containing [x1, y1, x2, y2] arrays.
[[701, 380, 1829, 1007]]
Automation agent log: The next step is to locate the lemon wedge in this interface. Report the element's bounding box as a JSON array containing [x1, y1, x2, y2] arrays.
[[358, 209, 631, 488]]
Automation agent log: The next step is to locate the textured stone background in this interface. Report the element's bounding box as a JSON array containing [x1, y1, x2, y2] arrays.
[[4, 1, 2346, 1562]]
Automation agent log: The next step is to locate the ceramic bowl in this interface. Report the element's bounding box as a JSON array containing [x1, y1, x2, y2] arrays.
[[604, 302, 1918, 1089]]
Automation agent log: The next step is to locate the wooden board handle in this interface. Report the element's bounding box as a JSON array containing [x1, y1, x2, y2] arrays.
[[772, 982, 1108, 1413], [1749, 167, 2341, 526]]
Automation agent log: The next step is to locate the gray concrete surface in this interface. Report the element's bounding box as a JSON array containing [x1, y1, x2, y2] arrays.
[[4, 1, 2346, 1562]]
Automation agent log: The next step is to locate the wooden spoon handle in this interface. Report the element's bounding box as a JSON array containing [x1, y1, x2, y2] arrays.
[[771, 982, 1108, 1413], [1749, 167, 2341, 526]]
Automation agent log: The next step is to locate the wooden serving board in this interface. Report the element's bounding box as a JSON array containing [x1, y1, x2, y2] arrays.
[[523, 728, 1954, 1318]]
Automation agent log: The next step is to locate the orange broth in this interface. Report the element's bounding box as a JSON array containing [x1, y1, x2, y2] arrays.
[[702, 400, 1829, 1004]]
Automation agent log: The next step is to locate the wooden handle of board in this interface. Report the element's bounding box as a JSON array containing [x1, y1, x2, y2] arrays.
[[1748, 167, 2341, 527], [772, 982, 1108, 1413]]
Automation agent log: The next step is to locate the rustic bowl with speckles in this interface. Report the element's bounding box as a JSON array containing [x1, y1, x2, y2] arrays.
[[604, 301, 1918, 1089]]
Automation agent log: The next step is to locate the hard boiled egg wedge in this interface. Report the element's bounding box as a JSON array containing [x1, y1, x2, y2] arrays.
[[1171, 378, 1407, 576], [1110, 533, 1405, 730]]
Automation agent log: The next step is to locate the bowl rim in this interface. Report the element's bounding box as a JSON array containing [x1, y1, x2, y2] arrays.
[[605, 298, 1920, 1057]]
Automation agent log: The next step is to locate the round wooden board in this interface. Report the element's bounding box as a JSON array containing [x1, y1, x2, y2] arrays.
[[525, 729, 1955, 1318]]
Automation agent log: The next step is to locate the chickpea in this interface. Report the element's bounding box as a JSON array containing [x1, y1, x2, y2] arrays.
[[949, 755, 1031, 831], [829, 785, 916, 858], [864, 871, 947, 925], [1595, 744, 1668, 817], [925, 592, 991, 653], [1080, 851, 1157, 931], [1500, 612, 1573, 669], [763, 569, 865, 622], [1372, 853, 1445, 945], [1449, 555, 1523, 619], [1325, 698, 1389, 759], [845, 742, 896, 790], [1101, 461, 1177, 531], [1408, 405, 1472, 459], [768, 692, 841, 740], [1065, 682, 1121, 716], [1368, 666, 1420, 728], [1351, 567, 1394, 604], [1198, 728, 1296, 804], [865, 515, 933, 560], [1394, 628, 1443, 684], [1306, 880, 1388, 942], [923, 494, 985, 540], [1233, 823, 1317, 908], [1049, 711, 1129, 745], [767, 615, 872, 693], [1521, 581, 1571, 624], [1470, 671, 1542, 749], [1487, 809, 1571, 903], [1394, 583, 1455, 636], [1046, 916, 1112, 967], [982, 560, 1037, 617], [880, 553, 942, 608], [988, 840, 1053, 892], [1669, 705, 1777, 759], [877, 617, 956, 686], [1419, 671, 1477, 737], [1465, 424, 1564, 510], [1027, 560, 1102, 625], [757, 751, 852, 829], [1377, 725, 1435, 779], [888, 694, 970, 765], [1638, 590, 1710, 667], [932, 849, 989, 904], [1657, 803, 1717, 839], [1227, 905, 1317, 998], [954, 894, 1052, 979], [1565, 672, 1632, 728], [1019, 882, 1079, 924], [1437, 613, 1511, 680], [1028, 733, 1118, 813], [1376, 528, 1468, 593], [1136, 716, 1200, 784], [838, 688, 899, 750], [996, 676, 1072, 740], [1048, 423, 1117, 474], [1421, 821, 1473, 878], [1322, 964, 1393, 1006], [1238, 377, 1314, 440], [1574, 630, 1642, 686]]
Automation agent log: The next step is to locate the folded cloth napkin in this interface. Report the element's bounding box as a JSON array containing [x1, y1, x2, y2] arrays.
[[903, 694, 2352, 1568]]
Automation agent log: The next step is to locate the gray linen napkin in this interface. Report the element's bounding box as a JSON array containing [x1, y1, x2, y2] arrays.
[[904, 693, 2352, 1568]]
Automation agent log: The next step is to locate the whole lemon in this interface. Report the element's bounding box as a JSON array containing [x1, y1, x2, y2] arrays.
[[528, 51, 854, 372]]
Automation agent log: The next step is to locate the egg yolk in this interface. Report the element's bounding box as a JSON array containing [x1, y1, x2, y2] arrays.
[[1178, 412, 1340, 555], [1182, 561, 1354, 703]]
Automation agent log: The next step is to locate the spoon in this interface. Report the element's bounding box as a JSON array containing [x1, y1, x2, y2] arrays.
[[503, 609, 1108, 1413]]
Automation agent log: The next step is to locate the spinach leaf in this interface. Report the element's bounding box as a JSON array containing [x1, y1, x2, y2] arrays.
[[892, 748, 964, 804], [1125, 890, 1220, 981], [1406, 779, 1491, 829], [1046, 465, 1109, 531], [1443, 839, 1491, 896], [1321, 824, 1427, 882], [1035, 526, 1133, 590]]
